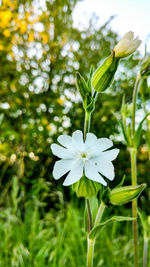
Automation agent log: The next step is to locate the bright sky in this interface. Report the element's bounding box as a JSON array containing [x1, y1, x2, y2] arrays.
[[73, 0, 150, 54]]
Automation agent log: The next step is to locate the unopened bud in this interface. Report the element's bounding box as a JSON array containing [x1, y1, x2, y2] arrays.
[[92, 54, 119, 92], [113, 31, 141, 58], [109, 184, 146, 206], [140, 54, 150, 77]]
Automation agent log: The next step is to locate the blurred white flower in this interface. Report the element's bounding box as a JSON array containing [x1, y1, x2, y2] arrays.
[[51, 130, 119, 186], [114, 31, 141, 58]]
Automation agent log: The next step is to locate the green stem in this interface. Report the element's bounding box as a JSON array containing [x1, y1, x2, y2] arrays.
[[94, 201, 106, 226], [87, 201, 106, 267], [130, 147, 139, 267], [86, 198, 93, 232], [87, 238, 95, 267], [84, 111, 91, 140], [143, 236, 148, 267], [132, 74, 141, 138]]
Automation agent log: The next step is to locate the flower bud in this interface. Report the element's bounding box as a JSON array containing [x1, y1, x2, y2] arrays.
[[109, 184, 146, 206], [113, 31, 141, 58], [92, 53, 119, 92], [72, 175, 101, 198], [140, 54, 150, 77]]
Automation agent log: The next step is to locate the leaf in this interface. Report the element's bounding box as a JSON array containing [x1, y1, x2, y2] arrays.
[[76, 72, 88, 100], [115, 175, 126, 188], [112, 111, 130, 146], [87, 65, 94, 93], [89, 216, 134, 240], [0, 113, 4, 124], [134, 113, 150, 147]]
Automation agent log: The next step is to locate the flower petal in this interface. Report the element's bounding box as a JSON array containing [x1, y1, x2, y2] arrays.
[[53, 159, 75, 180], [63, 160, 83, 186], [96, 160, 114, 181], [51, 143, 74, 159], [97, 138, 113, 151], [57, 134, 74, 150], [99, 148, 119, 161], [72, 130, 84, 150], [85, 133, 97, 149], [84, 161, 107, 186]]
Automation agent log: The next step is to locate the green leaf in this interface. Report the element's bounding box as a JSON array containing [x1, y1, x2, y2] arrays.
[[115, 175, 126, 188], [87, 65, 94, 93], [89, 216, 134, 240], [134, 113, 150, 147], [0, 113, 4, 124], [76, 72, 88, 100]]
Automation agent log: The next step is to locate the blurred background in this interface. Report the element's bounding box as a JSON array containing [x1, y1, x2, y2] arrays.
[[0, 0, 150, 266]]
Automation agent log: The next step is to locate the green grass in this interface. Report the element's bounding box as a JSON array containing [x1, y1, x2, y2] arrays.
[[0, 177, 149, 267]]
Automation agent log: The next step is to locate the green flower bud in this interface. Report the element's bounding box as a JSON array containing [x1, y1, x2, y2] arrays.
[[109, 184, 146, 206], [92, 53, 119, 92], [140, 54, 150, 77], [72, 175, 101, 198]]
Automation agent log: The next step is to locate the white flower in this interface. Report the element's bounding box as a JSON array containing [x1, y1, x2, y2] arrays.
[[51, 130, 119, 186], [113, 31, 141, 58]]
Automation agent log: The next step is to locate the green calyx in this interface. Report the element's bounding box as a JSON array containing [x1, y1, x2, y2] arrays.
[[109, 184, 146, 206], [92, 53, 120, 92], [72, 175, 101, 198]]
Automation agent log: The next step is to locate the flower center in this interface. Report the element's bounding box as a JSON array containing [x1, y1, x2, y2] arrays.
[[80, 152, 89, 162]]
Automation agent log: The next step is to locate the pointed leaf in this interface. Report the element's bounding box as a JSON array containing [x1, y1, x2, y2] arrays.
[[116, 175, 126, 188], [87, 65, 94, 93], [89, 216, 134, 240], [76, 72, 88, 100], [134, 113, 150, 147]]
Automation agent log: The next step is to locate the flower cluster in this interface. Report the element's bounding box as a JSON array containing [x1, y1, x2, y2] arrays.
[[51, 130, 119, 186]]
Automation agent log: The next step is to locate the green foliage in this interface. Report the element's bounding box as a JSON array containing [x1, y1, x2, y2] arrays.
[[89, 216, 134, 240], [0, 0, 150, 266]]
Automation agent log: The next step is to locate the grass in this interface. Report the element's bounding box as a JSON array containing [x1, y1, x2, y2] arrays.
[[0, 177, 149, 267]]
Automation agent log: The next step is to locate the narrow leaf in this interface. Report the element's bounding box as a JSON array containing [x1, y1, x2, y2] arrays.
[[89, 216, 134, 240], [134, 113, 150, 147]]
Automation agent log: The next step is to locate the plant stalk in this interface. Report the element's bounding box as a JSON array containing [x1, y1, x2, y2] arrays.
[[94, 201, 106, 226], [87, 238, 95, 267], [131, 74, 141, 137], [143, 236, 148, 267], [87, 201, 106, 267], [130, 147, 139, 267]]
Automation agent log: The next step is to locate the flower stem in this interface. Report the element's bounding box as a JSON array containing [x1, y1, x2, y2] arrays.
[[131, 74, 141, 137], [143, 236, 148, 267], [84, 111, 91, 140], [86, 198, 93, 232], [86, 201, 106, 267], [87, 238, 95, 267], [130, 147, 139, 267], [94, 201, 106, 226]]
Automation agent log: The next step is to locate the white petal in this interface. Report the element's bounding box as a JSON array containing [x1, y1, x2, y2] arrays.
[[53, 159, 75, 179], [51, 144, 74, 159], [99, 149, 119, 161], [72, 130, 84, 150], [97, 138, 113, 151], [85, 133, 97, 149], [57, 135, 74, 150], [96, 160, 114, 181], [84, 161, 107, 186], [63, 160, 83, 186]]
